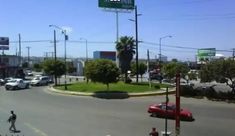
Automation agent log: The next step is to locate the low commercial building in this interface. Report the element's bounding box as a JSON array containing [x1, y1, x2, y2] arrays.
[[0, 55, 21, 78], [93, 51, 116, 61]]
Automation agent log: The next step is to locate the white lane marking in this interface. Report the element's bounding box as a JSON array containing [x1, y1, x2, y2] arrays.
[[24, 122, 48, 136]]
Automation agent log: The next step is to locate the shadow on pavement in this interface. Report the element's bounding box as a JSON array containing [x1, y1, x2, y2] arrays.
[[150, 114, 195, 122], [10, 130, 21, 133], [92, 91, 130, 99]]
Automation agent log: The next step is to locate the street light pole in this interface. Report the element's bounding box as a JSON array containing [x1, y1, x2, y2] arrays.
[[159, 35, 172, 83], [18, 34, 21, 67], [80, 38, 88, 62], [53, 30, 57, 85], [64, 30, 68, 90], [49, 25, 68, 90], [135, 5, 139, 83]]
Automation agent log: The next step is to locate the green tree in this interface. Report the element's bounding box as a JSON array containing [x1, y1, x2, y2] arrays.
[[116, 36, 135, 83], [22, 62, 29, 68], [67, 62, 76, 74], [163, 62, 190, 79], [42, 59, 65, 85], [33, 63, 42, 72], [200, 59, 235, 94], [85, 59, 120, 90], [171, 58, 178, 62], [131, 62, 147, 81], [188, 71, 198, 80]]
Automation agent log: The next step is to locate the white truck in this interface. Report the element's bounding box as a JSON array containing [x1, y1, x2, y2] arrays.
[[5, 79, 30, 90]]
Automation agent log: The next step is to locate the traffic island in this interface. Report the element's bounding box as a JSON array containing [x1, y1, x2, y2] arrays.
[[48, 83, 176, 98]]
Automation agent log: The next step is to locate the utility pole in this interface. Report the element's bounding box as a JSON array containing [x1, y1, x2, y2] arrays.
[[53, 30, 57, 85], [116, 11, 119, 67], [135, 5, 139, 83], [147, 50, 151, 88], [18, 34, 21, 67], [54, 30, 57, 61], [26, 46, 31, 66], [233, 48, 235, 61]]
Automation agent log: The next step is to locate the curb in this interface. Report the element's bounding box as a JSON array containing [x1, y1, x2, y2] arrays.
[[47, 86, 176, 97]]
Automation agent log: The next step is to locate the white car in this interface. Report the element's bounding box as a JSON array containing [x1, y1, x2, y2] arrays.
[[5, 79, 30, 90], [31, 76, 49, 86], [0, 79, 5, 86]]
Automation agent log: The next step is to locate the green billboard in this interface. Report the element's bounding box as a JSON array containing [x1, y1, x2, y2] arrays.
[[198, 48, 216, 57], [99, 0, 135, 10]]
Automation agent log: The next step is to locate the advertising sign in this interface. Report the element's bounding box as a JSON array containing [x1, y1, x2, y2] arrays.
[[197, 48, 216, 63], [0, 37, 9, 50], [99, 0, 135, 10], [198, 48, 216, 57]]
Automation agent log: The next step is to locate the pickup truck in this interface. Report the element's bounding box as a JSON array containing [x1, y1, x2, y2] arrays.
[[5, 78, 30, 90]]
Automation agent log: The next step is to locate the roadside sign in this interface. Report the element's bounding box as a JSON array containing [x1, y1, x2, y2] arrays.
[[98, 0, 135, 10], [0, 37, 9, 50], [0, 45, 9, 50], [198, 48, 216, 57]]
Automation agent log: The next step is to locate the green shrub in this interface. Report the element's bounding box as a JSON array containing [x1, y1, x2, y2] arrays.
[[180, 85, 197, 96], [154, 85, 160, 89]]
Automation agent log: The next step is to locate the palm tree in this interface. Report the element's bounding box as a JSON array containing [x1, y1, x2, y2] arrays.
[[116, 36, 136, 83]]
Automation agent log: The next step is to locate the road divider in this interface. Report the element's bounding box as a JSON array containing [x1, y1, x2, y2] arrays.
[[47, 86, 176, 97]]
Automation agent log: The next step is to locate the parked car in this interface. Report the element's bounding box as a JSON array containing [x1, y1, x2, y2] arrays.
[[0, 79, 5, 86], [31, 76, 50, 86], [4, 77, 14, 84], [5, 78, 30, 90], [148, 102, 194, 121], [27, 72, 33, 76]]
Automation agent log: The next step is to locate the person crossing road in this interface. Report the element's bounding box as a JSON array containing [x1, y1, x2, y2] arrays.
[[8, 110, 17, 132]]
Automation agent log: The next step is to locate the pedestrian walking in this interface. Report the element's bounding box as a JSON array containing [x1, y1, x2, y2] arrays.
[[149, 127, 159, 136], [8, 110, 17, 132]]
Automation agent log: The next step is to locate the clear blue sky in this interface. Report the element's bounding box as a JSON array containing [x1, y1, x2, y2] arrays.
[[1, 0, 235, 61]]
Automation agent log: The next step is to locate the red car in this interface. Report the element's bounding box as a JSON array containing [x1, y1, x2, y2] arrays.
[[148, 102, 194, 121]]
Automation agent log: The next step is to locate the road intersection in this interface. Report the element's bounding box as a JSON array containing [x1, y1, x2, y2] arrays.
[[0, 85, 234, 136]]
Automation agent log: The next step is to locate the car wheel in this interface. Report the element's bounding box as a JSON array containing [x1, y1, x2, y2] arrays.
[[151, 113, 158, 117], [9, 86, 14, 90], [26, 84, 29, 89]]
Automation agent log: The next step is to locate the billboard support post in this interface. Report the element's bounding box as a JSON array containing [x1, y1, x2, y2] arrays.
[[98, 0, 135, 67]]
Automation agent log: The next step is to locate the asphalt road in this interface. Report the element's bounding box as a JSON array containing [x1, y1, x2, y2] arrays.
[[0, 85, 235, 136]]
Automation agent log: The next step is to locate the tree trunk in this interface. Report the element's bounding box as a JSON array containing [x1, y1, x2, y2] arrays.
[[124, 71, 128, 83]]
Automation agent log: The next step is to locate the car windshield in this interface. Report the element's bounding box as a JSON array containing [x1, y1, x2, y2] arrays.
[[8, 80, 17, 83], [33, 77, 40, 80]]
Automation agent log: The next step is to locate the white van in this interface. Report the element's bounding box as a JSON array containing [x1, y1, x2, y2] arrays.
[[31, 76, 49, 86]]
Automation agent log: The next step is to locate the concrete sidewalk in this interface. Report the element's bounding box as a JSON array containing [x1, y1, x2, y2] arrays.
[[47, 86, 176, 97]]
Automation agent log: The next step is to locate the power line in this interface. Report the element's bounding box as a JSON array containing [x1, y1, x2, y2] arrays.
[[141, 41, 233, 52], [68, 40, 114, 44], [8, 39, 233, 53], [10, 40, 51, 43]]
